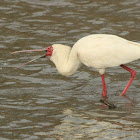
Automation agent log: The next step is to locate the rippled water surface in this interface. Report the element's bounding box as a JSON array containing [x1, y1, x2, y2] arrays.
[[0, 0, 140, 139]]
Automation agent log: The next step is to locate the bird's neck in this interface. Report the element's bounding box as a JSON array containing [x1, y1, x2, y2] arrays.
[[51, 46, 81, 76]]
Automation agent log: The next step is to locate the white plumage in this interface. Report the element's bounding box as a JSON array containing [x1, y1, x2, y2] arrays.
[[50, 34, 140, 76], [12, 34, 140, 98]]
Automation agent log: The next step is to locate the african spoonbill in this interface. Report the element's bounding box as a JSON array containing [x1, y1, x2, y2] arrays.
[[12, 34, 140, 107]]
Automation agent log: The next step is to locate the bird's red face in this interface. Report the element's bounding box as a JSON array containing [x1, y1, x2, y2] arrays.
[[45, 46, 53, 57]]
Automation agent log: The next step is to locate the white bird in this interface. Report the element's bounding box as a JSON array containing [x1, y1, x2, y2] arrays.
[[12, 34, 140, 98]]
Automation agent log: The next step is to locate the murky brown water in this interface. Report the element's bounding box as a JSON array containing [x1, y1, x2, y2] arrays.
[[0, 0, 140, 139]]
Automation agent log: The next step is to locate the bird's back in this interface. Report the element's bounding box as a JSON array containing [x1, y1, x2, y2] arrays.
[[73, 34, 140, 69]]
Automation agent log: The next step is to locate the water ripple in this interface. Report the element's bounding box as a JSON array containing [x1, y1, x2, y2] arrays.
[[0, 0, 140, 139]]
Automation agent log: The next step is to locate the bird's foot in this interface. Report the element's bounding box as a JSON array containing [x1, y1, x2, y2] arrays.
[[100, 98, 116, 109]]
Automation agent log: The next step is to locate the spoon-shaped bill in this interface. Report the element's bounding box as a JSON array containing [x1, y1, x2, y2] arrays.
[[11, 48, 47, 54]]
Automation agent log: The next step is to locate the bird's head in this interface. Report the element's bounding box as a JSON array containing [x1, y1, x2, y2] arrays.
[[11, 44, 71, 68]]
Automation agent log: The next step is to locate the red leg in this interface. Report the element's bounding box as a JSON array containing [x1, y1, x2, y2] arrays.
[[100, 74, 116, 109], [120, 65, 136, 96], [101, 74, 107, 97]]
